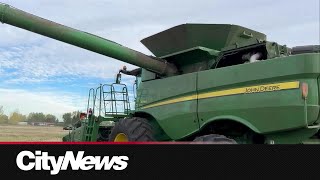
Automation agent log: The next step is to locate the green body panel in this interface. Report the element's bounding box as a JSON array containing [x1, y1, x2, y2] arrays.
[[198, 53, 320, 133], [62, 124, 86, 142], [62, 117, 116, 142], [137, 53, 320, 141], [265, 128, 319, 144], [136, 73, 199, 139]]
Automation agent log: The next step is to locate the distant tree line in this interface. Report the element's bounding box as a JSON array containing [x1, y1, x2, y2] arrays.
[[27, 112, 58, 123], [0, 105, 58, 125], [0, 105, 82, 126], [0, 106, 27, 124]]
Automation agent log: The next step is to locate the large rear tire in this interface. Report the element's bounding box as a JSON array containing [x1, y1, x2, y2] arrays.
[[109, 117, 155, 142], [192, 134, 237, 144]]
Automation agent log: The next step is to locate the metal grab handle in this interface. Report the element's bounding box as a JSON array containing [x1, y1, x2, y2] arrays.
[[304, 98, 320, 129]]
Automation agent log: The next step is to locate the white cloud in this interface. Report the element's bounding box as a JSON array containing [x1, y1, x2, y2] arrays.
[[0, 41, 137, 84]]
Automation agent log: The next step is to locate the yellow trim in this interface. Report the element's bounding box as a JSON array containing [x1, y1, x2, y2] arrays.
[[198, 81, 300, 99], [114, 133, 129, 142], [142, 94, 197, 109], [141, 81, 300, 109]]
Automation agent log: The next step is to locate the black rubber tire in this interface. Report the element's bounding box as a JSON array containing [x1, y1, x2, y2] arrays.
[[97, 127, 112, 142], [192, 134, 237, 144], [109, 117, 155, 142], [315, 130, 320, 138]]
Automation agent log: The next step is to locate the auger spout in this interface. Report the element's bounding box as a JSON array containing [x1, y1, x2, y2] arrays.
[[0, 3, 178, 76]]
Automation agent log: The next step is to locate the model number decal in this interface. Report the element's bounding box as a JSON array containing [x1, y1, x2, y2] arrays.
[[141, 81, 300, 109]]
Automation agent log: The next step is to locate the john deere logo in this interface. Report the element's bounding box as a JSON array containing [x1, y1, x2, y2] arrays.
[[245, 85, 280, 93]]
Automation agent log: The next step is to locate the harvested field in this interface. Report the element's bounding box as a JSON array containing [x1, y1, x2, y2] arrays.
[[0, 124, 69, 142]]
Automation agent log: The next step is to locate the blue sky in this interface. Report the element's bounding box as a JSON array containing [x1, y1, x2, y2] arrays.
[[0, 0, 319, 120]]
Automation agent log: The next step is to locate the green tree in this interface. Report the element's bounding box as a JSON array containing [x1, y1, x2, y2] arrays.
[[62, 112, 72, 126], [0, 106, 8, 124], [45, 114, 57, 123], [0, 114, 9, 124], [71, 111, 81, 124], [8, 109, 24, 124], [21, 115, 27, 122], [27, 112, 46, 123]]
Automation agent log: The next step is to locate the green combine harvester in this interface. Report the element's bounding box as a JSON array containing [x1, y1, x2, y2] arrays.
[[1, 3, 319, 144]]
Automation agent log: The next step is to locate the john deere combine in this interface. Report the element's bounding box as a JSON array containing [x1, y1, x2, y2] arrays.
[[1, 3, 319, 144]]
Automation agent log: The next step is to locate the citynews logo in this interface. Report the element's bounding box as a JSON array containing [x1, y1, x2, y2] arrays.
[[16, 151, 129, 175]]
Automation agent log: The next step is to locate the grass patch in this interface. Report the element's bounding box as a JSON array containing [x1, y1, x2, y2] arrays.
[[0, 124, 69, 142]]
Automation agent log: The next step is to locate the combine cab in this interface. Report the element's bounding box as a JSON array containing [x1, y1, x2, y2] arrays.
[[1, 3, 320, 144]]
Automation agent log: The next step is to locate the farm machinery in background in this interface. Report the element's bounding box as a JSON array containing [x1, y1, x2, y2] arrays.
[[63, 77, 134, 142], [1, 3, 320, 144]]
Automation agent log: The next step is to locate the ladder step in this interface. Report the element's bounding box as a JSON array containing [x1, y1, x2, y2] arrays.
[[103, 91, 127, 94]]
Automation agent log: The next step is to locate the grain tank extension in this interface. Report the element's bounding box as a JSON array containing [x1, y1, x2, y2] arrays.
[[1, 3, 320, 144]]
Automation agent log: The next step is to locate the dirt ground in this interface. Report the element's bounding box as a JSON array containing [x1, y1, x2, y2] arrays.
[[0, 124, 69, 142]]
